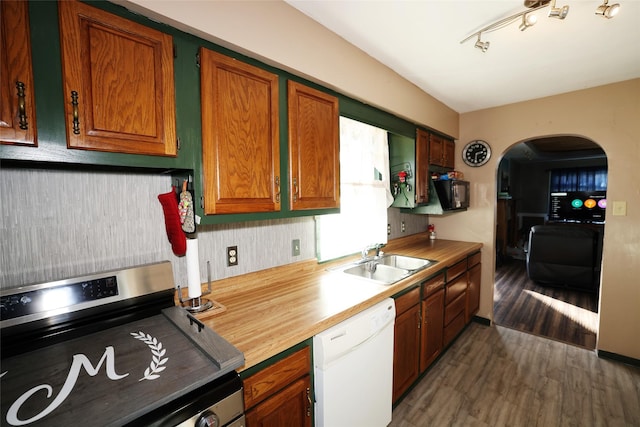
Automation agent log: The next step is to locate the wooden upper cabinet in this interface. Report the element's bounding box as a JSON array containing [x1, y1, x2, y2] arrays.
[[200, 48, 280, 215], [429, 133, 455, 169], [415, 129, 430, 204], [1, 0, 37, 146], [287, 81, 339, 210], [58, 0, 176, 156], [444, 138, 455, 169]]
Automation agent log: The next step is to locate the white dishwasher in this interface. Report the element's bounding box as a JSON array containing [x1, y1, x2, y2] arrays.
[[313, 298, 396, 427]]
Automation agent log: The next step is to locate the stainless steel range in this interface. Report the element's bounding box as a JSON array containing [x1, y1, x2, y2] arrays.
[[0, 261, 245, 427]]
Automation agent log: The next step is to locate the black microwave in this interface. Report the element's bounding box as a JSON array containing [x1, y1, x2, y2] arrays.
[[433, 180, 470, 210]]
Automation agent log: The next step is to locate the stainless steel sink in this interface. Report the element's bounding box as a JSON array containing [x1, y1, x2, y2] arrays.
[[331, 254, 436, 285], [341, 263, 411, 284], [377, 254, 433, 271]]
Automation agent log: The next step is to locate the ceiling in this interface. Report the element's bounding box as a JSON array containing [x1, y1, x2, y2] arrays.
[[285, 0, 640, 114]]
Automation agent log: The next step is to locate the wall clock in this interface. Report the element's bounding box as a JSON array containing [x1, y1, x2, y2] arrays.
[[462, 140, 491, 167]]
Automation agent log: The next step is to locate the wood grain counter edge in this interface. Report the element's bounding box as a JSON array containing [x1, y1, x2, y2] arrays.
[[180, 233, 482, 372]]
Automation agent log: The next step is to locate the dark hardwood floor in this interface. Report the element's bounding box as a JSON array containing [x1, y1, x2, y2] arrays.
[[493, 258, 599, 349], [390, 322, 640, 427]]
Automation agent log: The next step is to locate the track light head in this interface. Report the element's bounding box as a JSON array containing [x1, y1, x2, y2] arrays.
[[519, 13, 538, 31], [548, 0, 570, 19], [596, 1, 620, 18], [475, 36, 490, 52]]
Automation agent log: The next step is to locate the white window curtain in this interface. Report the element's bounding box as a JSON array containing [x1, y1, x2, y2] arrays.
[[316, 117, 394, 262]]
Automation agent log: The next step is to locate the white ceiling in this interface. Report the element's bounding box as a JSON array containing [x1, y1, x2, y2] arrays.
[[285, 0, 640, 113]]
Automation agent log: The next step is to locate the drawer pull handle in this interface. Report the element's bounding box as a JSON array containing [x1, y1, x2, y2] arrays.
[[292, 177, 298, 202], [306, 387, 312, 417], [275, 176, 280, 202], [16, 81, 28, 130], [71, 91, 80, 135]]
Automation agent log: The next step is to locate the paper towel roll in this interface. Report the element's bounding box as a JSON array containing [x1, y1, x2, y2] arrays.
[[186, 238, 202, 299]]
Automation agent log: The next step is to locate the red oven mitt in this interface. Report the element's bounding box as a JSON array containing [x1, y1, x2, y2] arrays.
[[158, 187, 187, 256]]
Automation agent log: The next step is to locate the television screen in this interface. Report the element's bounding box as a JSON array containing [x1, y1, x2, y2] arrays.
[[549, 191, 606, 223]]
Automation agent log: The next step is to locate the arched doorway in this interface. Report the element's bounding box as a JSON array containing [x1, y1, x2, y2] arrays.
[[492, 135, 606, 349]]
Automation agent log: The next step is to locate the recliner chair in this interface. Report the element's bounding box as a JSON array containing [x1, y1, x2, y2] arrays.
[[526, 224, 599, 292]]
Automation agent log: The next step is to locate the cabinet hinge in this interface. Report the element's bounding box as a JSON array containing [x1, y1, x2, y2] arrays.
[[200, 196, 204, 210], [173, 43, 177, 59], [177, 137, 181, 151], [196, 53, 200, 68]]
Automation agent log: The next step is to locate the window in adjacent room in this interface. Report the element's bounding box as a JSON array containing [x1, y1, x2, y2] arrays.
[[550, 166, 608, 192], [316, 117, 394, 262]]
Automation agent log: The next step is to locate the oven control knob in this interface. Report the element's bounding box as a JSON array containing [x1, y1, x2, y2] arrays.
[[196, 410, 219, 427]]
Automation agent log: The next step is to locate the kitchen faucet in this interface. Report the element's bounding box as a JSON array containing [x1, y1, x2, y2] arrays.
[[362, 243, 385, 260]]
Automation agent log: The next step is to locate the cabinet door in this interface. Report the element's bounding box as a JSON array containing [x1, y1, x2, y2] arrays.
[[444, 138, 455, 169], [420, 288, 444, 372], [1, 0, 37, 146], [245, 375, 312, 427], [466, 262, 481, 323], [200, 48, 280, 214], [393, 301, 420, 402], [415, 129, 430, 204], [288, 81, 339, 210], [429, 133, 444, 166], [58, 0, 176, 156]]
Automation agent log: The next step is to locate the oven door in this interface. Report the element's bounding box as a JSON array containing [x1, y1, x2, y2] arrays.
[[129, 372, 245, 427]]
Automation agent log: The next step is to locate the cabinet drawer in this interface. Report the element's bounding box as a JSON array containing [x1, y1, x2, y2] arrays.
[[422, 272, 445, 298], [395, 287, 420, 314], [244, 346, 310, 410], [443, 311, 465, 347], [445, 274, 467, 305], [444, 292, 466, 326], [468, 251, 481, 268], [447, 259, 467, 282]]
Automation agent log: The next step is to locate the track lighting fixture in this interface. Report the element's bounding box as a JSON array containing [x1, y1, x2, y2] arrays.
[[548, 0, 570, 19], [475, 35, 490, 52], [596, 0, 621, 18], [519, 13, 538, 31], [461, 1, 622, 51]]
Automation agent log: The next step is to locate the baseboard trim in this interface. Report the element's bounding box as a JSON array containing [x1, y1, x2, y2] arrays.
[[472, 315, 491, 326], [597, 350, 640, 367]]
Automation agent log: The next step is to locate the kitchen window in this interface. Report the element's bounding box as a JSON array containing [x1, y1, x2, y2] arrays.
[[316, 117, 393, 262]]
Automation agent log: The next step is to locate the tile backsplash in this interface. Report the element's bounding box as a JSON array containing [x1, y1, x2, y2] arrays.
[[0, 167, 427, 291]]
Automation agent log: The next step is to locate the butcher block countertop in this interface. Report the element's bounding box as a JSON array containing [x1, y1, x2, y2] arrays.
[[189, 233, 482, 371]]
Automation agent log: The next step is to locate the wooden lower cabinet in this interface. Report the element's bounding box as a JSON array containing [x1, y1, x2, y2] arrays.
[[245, 375, 311, 427], [443, 267, 468, 347], [243, 346, 312, 427], [466, 255, 482, 323], [420, 288, 444, 371], [392, 287, 421, 403], [392, 253, 482, 405]]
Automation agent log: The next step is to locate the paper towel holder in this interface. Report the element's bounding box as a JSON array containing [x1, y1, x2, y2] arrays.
[[177, 260, 214, 313]]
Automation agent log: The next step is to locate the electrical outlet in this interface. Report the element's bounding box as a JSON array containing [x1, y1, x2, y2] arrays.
[[227, 246, 238, 266], [401, 221, 406, 233], [387, 224, 391, 235], [292, 239, 301, 256]]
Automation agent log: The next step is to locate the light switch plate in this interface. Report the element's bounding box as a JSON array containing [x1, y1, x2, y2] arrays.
[[612, 201, 627, 216], [292, 239, 301, 256]]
